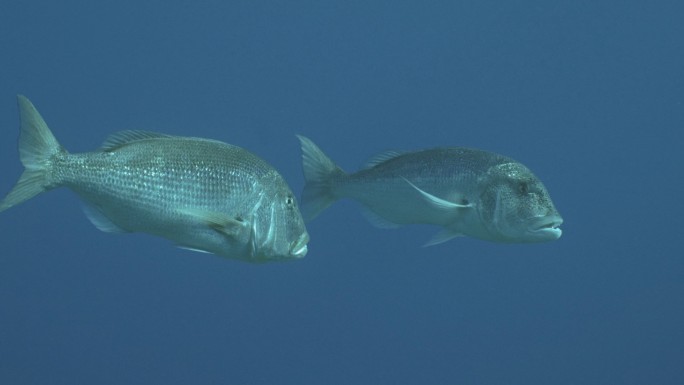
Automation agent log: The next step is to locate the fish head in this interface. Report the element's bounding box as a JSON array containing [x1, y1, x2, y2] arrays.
[[249, 178, 310, 261], [477, 162, 562, 243]]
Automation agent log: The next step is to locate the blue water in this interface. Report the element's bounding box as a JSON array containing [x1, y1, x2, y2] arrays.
[[1, 1, 682, 384]]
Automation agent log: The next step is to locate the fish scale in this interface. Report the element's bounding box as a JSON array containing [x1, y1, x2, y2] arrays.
[[0, 96, 309, 262], [55, 140, 266, 211], [297, 135, 562, 245]]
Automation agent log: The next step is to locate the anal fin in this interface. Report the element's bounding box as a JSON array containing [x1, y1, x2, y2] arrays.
[[424, 229, 464, 247], [361, 207, 400, 229], [82, 204, 128, 233]]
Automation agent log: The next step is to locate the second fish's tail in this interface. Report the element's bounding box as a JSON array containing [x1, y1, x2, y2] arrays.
[[296, 135, 346, 222]]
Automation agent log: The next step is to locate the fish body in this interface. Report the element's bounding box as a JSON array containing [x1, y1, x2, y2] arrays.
[[298, 135, 562, 245], [0, 96, 309, 262]]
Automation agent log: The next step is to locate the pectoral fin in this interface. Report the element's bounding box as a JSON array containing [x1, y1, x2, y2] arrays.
[[176, 246, 213, 254], [402, 177, 472, 210], [179, 208, 246, 238]]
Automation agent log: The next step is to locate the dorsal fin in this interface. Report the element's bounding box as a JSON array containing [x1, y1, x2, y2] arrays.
[[362, 150, 404, 169], [101, 130, 175, 151]]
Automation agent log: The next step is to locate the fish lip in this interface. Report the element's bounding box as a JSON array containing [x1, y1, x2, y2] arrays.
[[290, 233, 310, 258], [528, 215, 563, 238]]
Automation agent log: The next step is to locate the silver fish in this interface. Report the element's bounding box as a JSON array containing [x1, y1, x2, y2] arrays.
[[297, 135, 562, 245], [0, 96, 309, 262]]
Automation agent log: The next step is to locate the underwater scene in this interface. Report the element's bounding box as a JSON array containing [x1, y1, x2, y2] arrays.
[[0, 1, 682, 384]]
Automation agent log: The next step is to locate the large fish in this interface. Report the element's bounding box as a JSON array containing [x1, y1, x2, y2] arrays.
[[0, 96, 309, 262], [297, 135, 562, 245]]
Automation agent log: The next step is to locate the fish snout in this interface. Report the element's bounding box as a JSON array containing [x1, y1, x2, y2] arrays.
[[290, 232, 310, 258]]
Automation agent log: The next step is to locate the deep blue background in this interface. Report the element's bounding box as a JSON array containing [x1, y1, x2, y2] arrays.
[[1, 1, 682, 384]]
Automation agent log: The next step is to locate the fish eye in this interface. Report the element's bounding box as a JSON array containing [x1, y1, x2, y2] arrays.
[[285, 195, 295, 207], [518, 182, 529, 195]]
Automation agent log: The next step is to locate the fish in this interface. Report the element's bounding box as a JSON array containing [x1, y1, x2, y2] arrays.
[[297, 135, 562, 245], [0, 95, 309, 262]]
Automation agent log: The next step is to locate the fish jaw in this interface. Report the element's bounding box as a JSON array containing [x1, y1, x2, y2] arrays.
[[526, 215, 563, 241], [289, 232, 310, 258]]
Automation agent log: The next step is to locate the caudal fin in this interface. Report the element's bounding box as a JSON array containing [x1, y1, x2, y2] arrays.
[[0, 95, 64, 213], [296, 135, 346, 221]]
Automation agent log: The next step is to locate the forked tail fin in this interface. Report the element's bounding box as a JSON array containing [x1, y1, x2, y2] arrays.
[[0, 95, 64, 212], [296, 135, 346, 221]]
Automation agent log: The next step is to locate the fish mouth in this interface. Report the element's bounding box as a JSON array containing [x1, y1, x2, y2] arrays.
[[528, 215, 563, 240], [290, 233, 310, 258]]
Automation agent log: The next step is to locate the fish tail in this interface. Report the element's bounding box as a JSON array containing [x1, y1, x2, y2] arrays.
[[0, 95, 65, 213], [296, 135, 346, 221]]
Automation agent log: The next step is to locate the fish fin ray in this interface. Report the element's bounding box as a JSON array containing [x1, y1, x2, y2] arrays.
[[16, 95, 64, 167], [402, 177, 472, 210], [82, 204, 128, 233], [297, 135, 346, 221], [423, 229, 464, 247], [101, 130, 175, 151], [0, 171, 47, 212], [178, 208, 245, 238], [1, 96, 64, 213], [361, 150, 405, 169], [361, 207, 400, 229], [177, 246, 213, 254]]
